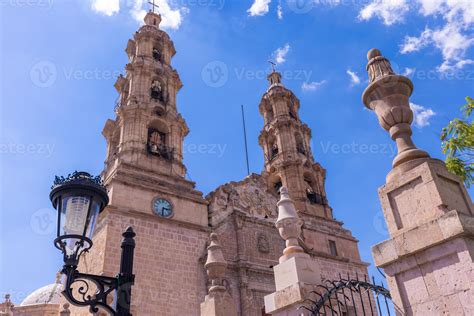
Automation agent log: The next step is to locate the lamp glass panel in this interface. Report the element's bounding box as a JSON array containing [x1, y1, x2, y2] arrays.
[[61, 196, 91, 235], [60, 195, 90, 255], [84, 200, 101, 239]]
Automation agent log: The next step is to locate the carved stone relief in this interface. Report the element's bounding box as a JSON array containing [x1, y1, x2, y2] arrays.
[[207, 174, 278, 223], [257, 233, 270, 254]]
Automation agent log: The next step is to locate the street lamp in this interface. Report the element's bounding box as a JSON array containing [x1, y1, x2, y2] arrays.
[[50, 171, 136, 316]]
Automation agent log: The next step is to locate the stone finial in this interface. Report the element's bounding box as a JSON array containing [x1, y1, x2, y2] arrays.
[[201, 234, 238, 316], [60, 303, 71, 316], [366, 48, 395, 83], [204, 233, 227, 295], [362, 48, 429, 170], [144, 11, 162, 28], [275, 187, 308, 263]]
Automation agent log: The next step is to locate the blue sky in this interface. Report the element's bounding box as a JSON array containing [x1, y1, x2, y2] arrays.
[[1, 0, 473, 304]]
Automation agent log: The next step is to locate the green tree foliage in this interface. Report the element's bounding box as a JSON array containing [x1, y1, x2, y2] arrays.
[[441, 97, 474, 187]]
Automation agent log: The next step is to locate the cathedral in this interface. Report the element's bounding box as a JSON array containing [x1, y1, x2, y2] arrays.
[[2, 10, 371, 316]]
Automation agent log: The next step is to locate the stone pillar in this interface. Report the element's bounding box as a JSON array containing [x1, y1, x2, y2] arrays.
[[264, 187, 321, 315], [363, 49, 474, 315], [200, 233, 238, 316]]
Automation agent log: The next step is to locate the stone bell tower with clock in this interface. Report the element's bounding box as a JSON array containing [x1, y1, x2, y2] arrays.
[[72, 10, 210, 316]]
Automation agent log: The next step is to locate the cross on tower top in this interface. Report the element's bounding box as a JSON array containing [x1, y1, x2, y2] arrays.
[[268, 60, 277, 72], [148, 0, 159, 13]]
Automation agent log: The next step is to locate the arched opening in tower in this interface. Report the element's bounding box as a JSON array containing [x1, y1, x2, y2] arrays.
[[304, 175, 322, 205], [147, 119, 173, 160]]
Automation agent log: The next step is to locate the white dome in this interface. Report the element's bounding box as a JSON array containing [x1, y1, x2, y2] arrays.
[[21, 275, 63, 306]]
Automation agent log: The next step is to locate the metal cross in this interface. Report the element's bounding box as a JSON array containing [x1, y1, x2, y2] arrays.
[[148, 0, 159, 13], [268, 60, 276, 72]]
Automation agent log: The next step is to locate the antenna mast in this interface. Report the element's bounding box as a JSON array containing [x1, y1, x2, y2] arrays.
[[241, 105, 250, 176]]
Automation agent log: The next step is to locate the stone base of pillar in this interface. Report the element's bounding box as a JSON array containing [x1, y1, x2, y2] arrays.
[[264, 256, 321, 315], [376, 235, 474, 315], [200, 291, 238, 316], [373, 158, 474, 315]]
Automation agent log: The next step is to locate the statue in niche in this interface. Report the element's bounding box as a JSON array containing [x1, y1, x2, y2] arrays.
[[149, 130, 172, 160], [228, 189, 240, 208], [152, 48, 161, 61], [274, 181, 282, 195], [289, 109, 296, 119], [270, 143, 279, 160], [297, 140, 306, 155], [150, 80, 163, 101], [305, 181, 320, 204], [148, 130, 163, 152]]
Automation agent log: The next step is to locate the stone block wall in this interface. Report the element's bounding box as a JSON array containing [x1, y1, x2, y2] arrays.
[[69, 208, 210, 316]]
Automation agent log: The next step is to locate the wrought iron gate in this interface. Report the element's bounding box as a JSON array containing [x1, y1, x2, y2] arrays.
[[301, 273, 402, 316]]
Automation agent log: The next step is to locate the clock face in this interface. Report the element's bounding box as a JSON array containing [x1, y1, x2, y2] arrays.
[[153, 198, 173, 218]]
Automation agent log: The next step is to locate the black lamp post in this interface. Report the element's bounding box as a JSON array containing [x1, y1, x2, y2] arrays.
[[50, 171, 136, 316]]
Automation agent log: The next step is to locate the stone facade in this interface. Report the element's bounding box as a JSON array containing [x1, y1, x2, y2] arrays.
[[12, 11, 369, 316], [206, 71, 370, 315]]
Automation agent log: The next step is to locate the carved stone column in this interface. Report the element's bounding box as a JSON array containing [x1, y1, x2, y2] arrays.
[[200, 233, 238, 316], [264, 187, 320, 315], [363, 49, 474, 315]]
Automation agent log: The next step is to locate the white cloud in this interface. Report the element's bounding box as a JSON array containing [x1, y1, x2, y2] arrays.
[[401, 21, 474, 72], [248, 0, 272, 17], [359, 0, 410, 26], [400, 28, 433, 54], [302, 80, 327, 91], [417, 0, 474, 24], [130, 0, 146, 22], [417, 0, 445, 16], [355, 0, 474, 72], [431, 22, 474, 72], [129, 0, 186, 30], [410, 102, 436, 128], [274, 43, 290, 64], [277, 1, 283, 20], [91, 0, 120, 16], [403, 67, 416, 76], [346, 69, 361, 86], [90, 0, 186, 30]]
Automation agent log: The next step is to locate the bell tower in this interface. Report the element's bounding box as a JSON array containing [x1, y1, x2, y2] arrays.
[[101, 10, 208, 226], [259, 70, 332, 218], [71, 11, 210, 316]]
